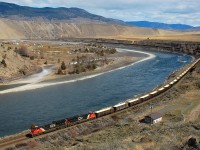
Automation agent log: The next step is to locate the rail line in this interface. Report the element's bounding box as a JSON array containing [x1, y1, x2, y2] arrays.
[[0, 135, 28, 149], [0, 57, 199, 149]]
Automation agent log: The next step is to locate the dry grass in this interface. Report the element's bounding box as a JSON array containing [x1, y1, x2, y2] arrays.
[[109, 34, 200, 42]]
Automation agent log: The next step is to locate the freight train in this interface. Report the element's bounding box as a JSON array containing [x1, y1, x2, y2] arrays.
[[30, 58, 200, 137]]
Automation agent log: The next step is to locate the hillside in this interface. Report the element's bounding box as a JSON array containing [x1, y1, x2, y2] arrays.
[[0, 2, 122, 24], [126, 21, 194, 30], [0, 43, 39, 82], [0, 18, 181, 40]]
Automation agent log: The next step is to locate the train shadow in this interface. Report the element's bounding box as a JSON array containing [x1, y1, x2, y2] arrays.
[[26, 133, 32, 138]]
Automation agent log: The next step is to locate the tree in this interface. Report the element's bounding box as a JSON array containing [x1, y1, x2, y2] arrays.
[[61, 61, 66, 70]]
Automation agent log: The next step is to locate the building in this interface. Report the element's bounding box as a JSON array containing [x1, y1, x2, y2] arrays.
[[145, 112, 162, 124]]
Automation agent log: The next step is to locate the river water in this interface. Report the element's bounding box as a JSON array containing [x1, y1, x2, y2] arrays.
[[0, 48, 192, 137]]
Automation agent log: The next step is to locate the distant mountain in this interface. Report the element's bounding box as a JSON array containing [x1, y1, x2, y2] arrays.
[[191, 27, 200, 31], [0, 2, 123, 24], [126, 21, 194, 30]]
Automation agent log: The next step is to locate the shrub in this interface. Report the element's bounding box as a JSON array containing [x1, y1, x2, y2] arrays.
[[19, 69, 26, 75], [7, 47, 12, 50], [30, 56, 34, 60], [1, 59, 7, 67], [194, 80, 200, 89], [61, 61, 66, 70], [17, 45, 30, 57]]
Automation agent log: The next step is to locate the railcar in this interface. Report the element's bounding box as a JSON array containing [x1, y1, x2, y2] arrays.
[[169, 81, 174, 85], [95, 107, 114, 117], [180, 73, 184, 77], [157, 87, 165, 94], [66, 114, 88, 125], [149, 91, 158, 97], [66, 112, 96, 125], [128, 98, 141, 106], [52, 119, 66, 126], [173, 79, 178, 83], [164, 84, 170, 88], [113, 102, 129, 111], [140, 94, 150, 101], [30, 122, 66, 137]]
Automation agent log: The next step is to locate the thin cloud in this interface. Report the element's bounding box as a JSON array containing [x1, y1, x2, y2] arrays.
[[1, 0, 200, 26]]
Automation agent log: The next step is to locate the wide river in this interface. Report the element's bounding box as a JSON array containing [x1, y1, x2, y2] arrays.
[[0, 48, 192, 137]]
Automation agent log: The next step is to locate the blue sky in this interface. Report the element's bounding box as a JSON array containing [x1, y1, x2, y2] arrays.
[[1, 0, 200, 26]]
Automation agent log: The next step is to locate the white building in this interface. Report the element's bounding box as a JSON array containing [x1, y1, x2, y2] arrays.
[[145, 112, 162, 124]]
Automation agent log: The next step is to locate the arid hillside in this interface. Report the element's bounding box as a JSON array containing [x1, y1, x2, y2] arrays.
[[0, 18, 182, 40], [0, 42, 39, 82]]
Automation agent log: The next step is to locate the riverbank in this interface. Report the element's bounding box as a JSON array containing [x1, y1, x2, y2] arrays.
[[42, 48, 150, 82], [0, 48, 151, 94]]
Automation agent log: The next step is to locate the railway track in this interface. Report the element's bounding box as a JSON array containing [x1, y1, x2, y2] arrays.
[[0, 57, 199, 149], [0, 135, 28, 149]]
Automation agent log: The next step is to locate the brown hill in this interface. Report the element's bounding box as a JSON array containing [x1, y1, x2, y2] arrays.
[[0, 18, 180, 40]]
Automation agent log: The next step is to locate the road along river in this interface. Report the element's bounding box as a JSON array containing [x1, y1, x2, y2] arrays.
[[0, 48, 192, 137]]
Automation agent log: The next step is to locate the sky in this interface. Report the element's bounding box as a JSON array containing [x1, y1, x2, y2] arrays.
[[1, 0, 200, 26]]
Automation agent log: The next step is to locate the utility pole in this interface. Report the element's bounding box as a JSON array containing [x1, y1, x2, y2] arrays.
[[150, 104, 153, 125]]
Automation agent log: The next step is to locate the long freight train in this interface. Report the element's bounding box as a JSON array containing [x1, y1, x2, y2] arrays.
[[30, 58, 200, 137]]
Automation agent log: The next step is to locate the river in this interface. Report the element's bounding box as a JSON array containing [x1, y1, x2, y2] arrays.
[[0, 48, 192, 137]]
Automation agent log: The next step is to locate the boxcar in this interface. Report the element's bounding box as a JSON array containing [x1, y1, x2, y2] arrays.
[[140, 94, 150, 101], [180, 73, 184, 77], [95, 107, 114, 118], [113, 102, 129, 111], [128, 98, 141, 106], [173, 79, 178, 83], [150, 91, 158, 97], [157, 87, 165, 94], [164, 84, 170, 89], [169, 81, 174, 85]]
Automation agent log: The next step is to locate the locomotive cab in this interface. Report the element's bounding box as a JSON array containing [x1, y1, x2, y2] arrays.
[[87, 112, 96, 119], [30, 124, 45, 137]]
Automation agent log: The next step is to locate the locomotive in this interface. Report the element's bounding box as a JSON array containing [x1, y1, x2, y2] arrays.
[[31, 112, 96, 137]]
